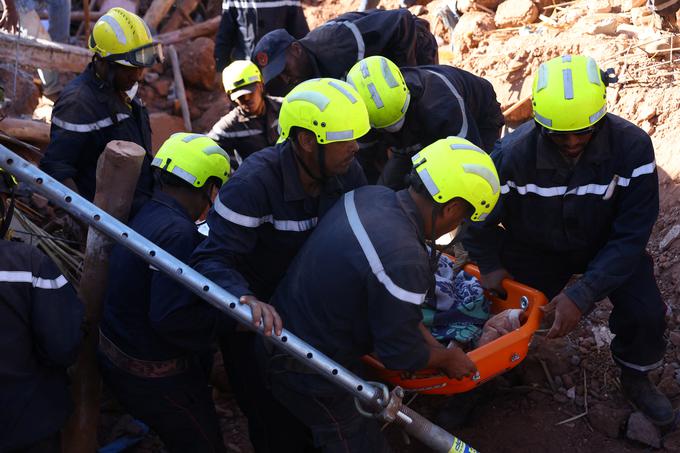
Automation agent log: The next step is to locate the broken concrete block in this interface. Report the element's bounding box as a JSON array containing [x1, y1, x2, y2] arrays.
[[631, 6, 654, 27], [621, 0, 646, 12], [150, 113, 186, 154], [495, 0, 539, 28], [588, 0, 612, 13], [588, 403, 629, 438], [452, 12, 496, 53], [637, 104, 657, 122], [456, 0, 503, 13], [179, 37, 216, 91], [626, 412, 661, 448]]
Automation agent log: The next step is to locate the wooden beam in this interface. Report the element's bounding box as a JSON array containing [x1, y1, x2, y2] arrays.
[[0, 118, 51, 145], [39, 11, 106, 21], [0, 32, 91, 73], [157, 16, 221, 45], [168, 45, 192, 132], [143, 0, 177, 32], [63, 140, 146, 453], [160, 0, 202, 34]]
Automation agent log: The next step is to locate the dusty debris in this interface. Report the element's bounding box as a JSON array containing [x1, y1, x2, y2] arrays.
[[588, 403, 629, 438], [452, 11, 496, 52], [494, 0, 539, 28], [659, 225, 680, 251]]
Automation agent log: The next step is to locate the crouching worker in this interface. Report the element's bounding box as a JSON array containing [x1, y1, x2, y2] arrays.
[[98, 133, 282, 453], [207, 60, 282, 169], [263, 137, 500, 451], [0, 169, 84, 453]]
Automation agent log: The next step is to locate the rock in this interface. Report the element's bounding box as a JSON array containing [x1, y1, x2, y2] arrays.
[[588, 0, 612, 13], [0, 65, 40, 116], [566, 386, 576, 399], [658, 376, 680, 398], [494, 0, 539, 28], [452, 12, 496, 52], [670, 331, 680, 347], [631, 6, 654, 27], [193, 99, 231, 134], [553, 393, 569, 403], [660, 225, 680, 251], [152, 78, 172, 98], [626, 412, 661, 448], [588, 403, 628, 438], [149, 112, 187, 154], [621, 0, 646, 12], [570, 355, 581, 366], [179, 37, 216, 90], [456, 0, 503, 13], [562, 374, 574, 388], [664, 429, 680, 450]]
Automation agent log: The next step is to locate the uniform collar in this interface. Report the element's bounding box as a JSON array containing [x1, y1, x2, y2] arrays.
[[536, 116, 612, 170], [150, 190, 193, 222], [396, 189, 426, 243], [280, 141, 308, 202]]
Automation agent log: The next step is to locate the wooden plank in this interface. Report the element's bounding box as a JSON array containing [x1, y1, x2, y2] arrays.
[[143, 0, 177, 32], [0, 118, 51, 144], [168, 45, 192, 132], [0, 32, 91, 73], [157, 16, 221, 45], [160, 0, 202, 34]]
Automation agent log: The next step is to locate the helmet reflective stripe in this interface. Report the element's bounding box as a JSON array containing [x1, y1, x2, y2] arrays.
[[360, 60, 370, 78], [380, 57, 398, 88], [418, 168, 440, 198], [589, 105, 606, 124], [462, 164, 500, 195], [563, 69, 574, 100], [171, 166, 198, 185], [367, 83, 384, 109], [536, 64, 548, 92], [401, 93, 410, 114], [326, 130, 354, 141], [287, 91, 330, 111], [450, 143, 485, 154], [328, 80, 357, 103], [534, 111, 553, 127], [203, 146, 231, 160], [587, 58, 601, 86], [100, 15, 128, 46], [562, 55, 571, 63], [181, 133, 205, 142], [151, 157, 162, 166]]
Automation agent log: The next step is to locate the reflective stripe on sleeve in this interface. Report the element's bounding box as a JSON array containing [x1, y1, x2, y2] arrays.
[[0, 271, 69, 289], [213, 195, 317, 231], [52, 113, 131, 133]]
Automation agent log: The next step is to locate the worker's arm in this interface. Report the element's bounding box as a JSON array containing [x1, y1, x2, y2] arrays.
[[286, 4, 309, 38], [191, 175, 265, 300], [206, 111, 239, 156], [564, 134, 659, 314], [475, 78, 505, 153], [30, 248, 84, 367], [214, 9, 238, 72]]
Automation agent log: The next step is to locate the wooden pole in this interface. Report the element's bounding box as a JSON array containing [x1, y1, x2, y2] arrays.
[[0, 32, 91, 73], [39, 11, 106, 21], [62, 140, 146, 453], [157, 16, 220, 45], [0, 118, 50, 145], [168, 45, 192, 132], [143, 0, 177, 33], [83, 0, 91, 41]]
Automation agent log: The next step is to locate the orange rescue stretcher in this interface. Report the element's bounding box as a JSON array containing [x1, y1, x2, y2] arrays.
[[362, 263, 548, 395]]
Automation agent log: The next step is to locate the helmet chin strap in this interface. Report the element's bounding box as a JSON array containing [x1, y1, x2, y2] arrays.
[[293, 141, 328, 184]]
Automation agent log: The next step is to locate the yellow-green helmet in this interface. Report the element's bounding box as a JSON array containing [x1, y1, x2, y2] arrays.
[[412, 137, 500, 222], [152, 133, 231, 188], [0, 168, 17, 194], [88, 7, 163, 67], [532, 55, 607, 132], [346, 56, 410, 130], [222, 60, 263, 97], [277, 78, 370, 145]]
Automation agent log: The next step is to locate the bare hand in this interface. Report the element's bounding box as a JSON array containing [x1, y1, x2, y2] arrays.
[[0, 0, 19, 34], [480, 268, 512, 298], [239, 295, 283, 337], [442, 346, 477, 380], [541, 292, 581, 339]]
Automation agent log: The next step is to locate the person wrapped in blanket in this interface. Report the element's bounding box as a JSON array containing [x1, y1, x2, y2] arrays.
[[423, 252, 525, 349]]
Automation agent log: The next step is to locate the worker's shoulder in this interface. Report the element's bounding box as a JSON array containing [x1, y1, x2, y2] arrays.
[[229, 145, 283, 184], [132, 199, 197, 241], [52, 71, 111, 120], [606, 114, 652, 147]]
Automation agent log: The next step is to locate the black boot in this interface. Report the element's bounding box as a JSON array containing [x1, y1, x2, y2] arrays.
[[620, 369, 675, 426]]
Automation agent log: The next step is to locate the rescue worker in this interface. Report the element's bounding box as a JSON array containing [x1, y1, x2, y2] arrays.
[[462, 55, 674, 426], [264, 137, 500, 451], [192, 78, 371, 451], [98, 133, 282, 453], [252, 8, 438, 95], [0, 168, 84, 452], [40, 8, 162, 210], [207, 60, 282, 168], [346, 55, 504, 186], [214, 0, 309, 72]]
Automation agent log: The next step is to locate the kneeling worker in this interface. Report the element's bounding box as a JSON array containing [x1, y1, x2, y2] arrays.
[[99, 133, 282, 452], [266, 136, 500, 451], [208, 60, 282, 168]]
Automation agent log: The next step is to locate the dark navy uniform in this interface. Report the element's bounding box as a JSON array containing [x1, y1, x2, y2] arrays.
[[206, 95, 282, 165], [463, 114, 666, 372], [99, 191, 231, 453], [191, 140, 366, 452], [266, 186, 431, 451], [40, 64, 154, 208], [373, 65, 504, 188], [215, 0, 309, 72], [0, 241, 83, 452]]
